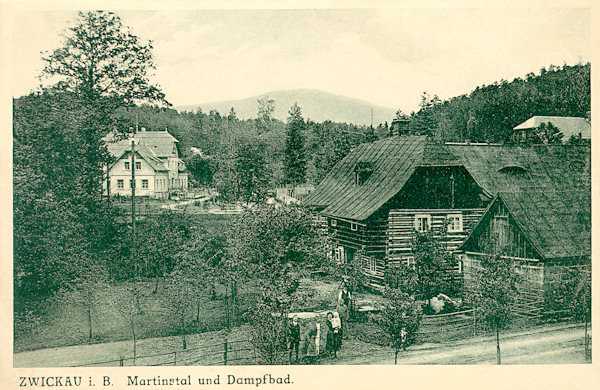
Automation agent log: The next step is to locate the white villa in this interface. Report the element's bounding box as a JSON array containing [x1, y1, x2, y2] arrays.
[[103, 128, 189, 198]]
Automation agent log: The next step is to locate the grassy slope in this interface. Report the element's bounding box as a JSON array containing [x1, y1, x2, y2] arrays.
[[13, 277, 347, 353]]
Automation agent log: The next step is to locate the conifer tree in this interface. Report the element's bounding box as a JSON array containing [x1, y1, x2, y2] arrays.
[[284, 103, 307, 185]]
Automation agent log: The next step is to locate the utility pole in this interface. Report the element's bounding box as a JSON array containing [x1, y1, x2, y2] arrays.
[[131, 138, 136, 281], [450, 171, 455, 209]]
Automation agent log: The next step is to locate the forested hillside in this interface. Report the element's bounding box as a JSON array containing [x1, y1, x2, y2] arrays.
[[405, 63, 590, 143]]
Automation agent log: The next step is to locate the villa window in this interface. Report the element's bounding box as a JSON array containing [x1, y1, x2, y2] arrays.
[[331, 219, 337, 227], [350, 222, 358, 231], [142, 179, 149, 189], [124, 161, 130, 170], [117, 179, 124, 189], [135, 161, 142, 170]]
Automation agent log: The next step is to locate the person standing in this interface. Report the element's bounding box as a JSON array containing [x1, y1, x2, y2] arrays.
[[339, 284, 352, 319], [288, 315, 300, 363], [326, 312, 336, 358], [332, 311, 342, 351]]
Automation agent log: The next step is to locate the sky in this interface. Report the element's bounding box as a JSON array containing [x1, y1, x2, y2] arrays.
[[9, 7, 591, 113]]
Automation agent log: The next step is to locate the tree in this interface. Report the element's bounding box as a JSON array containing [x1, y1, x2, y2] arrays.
[[186, 154, 215, 187], [523, 122, 564, 144], [41, 11, 167, 106], [112, 284, 143, 360], [227, 205, 330, 359], [53, 265, 109, 341], [385, 262, 419, 296], [408, 92, 441, 136], [227, 107, 238, 122], [412, 231, 457, 299], [466, 254, 519, 364], [234, 137, 272, 203], [284, 103, 307, 185], [373, 289, 422, 364], [257, 97, 275, 133], [561, 266, 592, 359], [13, 92, 124, 308], [245, 301, 289, 364], [163, 269, 196, 350]]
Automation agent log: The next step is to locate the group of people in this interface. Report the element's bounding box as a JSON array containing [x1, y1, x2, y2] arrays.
[[287, 283, 353, 363]]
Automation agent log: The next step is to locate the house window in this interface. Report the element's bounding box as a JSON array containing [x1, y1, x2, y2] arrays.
[[447, 214, 463, 233], [117, 179, 124, 189], [129, 179, 133, 189], [366, 257, 376, 273], [135, 161, 142, 170], [331, 219, 337, 227], [350, 222, 358, 231], [142, 179, 149, 189], [124, 161, 130, 170], [414, 214, 431, 233], [403, 256, 415, 268], [334, 246, 346, 263]]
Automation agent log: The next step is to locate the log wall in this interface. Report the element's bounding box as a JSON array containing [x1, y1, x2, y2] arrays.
[[387, 208, 486, 266]]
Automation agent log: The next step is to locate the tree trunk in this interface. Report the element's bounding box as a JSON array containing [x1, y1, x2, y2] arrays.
[[130, 318, 137, 363], [225, 283, 230, 329], [196, 300, 200, 322], [496, 327, 501, 365], [153, 277, 159, 294], [584, 313, 589, 359], [395, 349, 399, 365], [181, 314, 187, 350], [88, 307, 92, 341]]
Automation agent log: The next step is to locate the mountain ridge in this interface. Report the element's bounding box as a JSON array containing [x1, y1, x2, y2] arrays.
[[176, 89, 397, 126]]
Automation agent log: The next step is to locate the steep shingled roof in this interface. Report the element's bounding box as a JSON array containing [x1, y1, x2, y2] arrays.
[[460, 145, 590, 259], [103, 130, 179, 159], [303, 136, 427, 220], [304, 136, 590, 259], [133, 130, 179, 158]]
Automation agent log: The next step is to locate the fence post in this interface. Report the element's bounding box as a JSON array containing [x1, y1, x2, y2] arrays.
[[119, 357, 124, 367], [173, 351, 177, 366], [223, 338, 228, 365]]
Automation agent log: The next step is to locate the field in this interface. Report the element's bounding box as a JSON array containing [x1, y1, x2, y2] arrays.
[[13, 276, 348, 354]]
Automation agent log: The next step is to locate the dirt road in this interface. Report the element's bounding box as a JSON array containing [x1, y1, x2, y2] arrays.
[[331, 322, 590, 365], [14, 322, 589, 367]]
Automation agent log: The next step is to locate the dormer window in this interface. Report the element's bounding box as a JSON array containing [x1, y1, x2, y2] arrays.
[[354, 161, 374, 185], [498, 165, 527, 175]]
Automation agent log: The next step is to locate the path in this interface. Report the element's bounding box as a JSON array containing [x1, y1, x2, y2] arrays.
[[14, 322, 589, 367], [328, 322, 590, 365]]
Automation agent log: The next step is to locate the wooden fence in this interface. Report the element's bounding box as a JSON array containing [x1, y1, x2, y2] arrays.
[[416, 309, 477, 343], [72, 337, 259, 367]]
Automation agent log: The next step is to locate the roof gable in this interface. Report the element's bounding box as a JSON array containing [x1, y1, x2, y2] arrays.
[[109, 144, 169, 172]]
